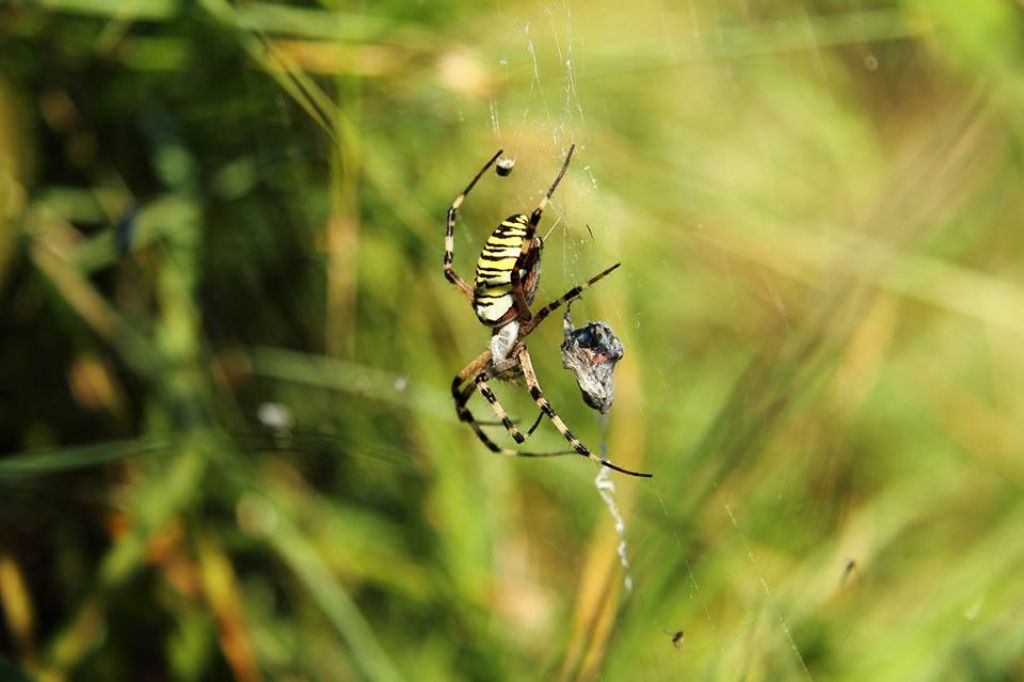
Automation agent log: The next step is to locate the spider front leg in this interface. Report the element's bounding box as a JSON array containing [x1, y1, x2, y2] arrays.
[[526, 144, 575, 235], [508, 144, 577, 316], [445, 149, 503, 300], [521, 261, 621, 336], [515, 344, 652, 478]]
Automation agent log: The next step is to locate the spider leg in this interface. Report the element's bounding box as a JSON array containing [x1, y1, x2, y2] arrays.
[[521, 262, 621, 336], [475, 373, 526, 443], [525, 410, 545, 435], [516, 344, 652, 478], [451, 351, 571, 459], [466, 374, 545, 439], [529, 144, 576, 230], [445, 149, 503, 300], [477, 417, 531, 427], [510, 144, 576, 319], [474, 373, 552, 444]]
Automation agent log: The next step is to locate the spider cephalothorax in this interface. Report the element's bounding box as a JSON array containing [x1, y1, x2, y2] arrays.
[[443, 145, 651, 478]]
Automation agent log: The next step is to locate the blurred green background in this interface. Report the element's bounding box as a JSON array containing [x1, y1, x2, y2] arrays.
[[2, 0, 1024, 680]]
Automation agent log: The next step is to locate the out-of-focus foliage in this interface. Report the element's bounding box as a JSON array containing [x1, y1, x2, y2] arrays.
[[1, 0, 1024, 680]]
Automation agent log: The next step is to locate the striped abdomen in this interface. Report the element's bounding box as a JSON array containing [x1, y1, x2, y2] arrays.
[[473, 214, 540, 325]]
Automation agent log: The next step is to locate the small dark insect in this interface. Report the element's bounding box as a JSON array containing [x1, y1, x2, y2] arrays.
[[495, 155, 516, 177], [560, 302, 624, 414], [841, 558, 858, 586], [664, 629, 685, 648]]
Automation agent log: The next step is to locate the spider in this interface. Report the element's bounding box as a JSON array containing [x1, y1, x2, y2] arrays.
[[444, 145, 652, 478]]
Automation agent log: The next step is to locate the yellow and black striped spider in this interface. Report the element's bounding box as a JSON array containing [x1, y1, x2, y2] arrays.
[[444, 145, 651, 478]]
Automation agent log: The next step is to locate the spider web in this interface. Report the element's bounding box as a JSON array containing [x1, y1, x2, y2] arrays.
[[465, 1, 925, 679], [482, 1, 693, 671], [233, 0, 971, 678], [487, 0, 643, 587], [478, 4, 740, 676]]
